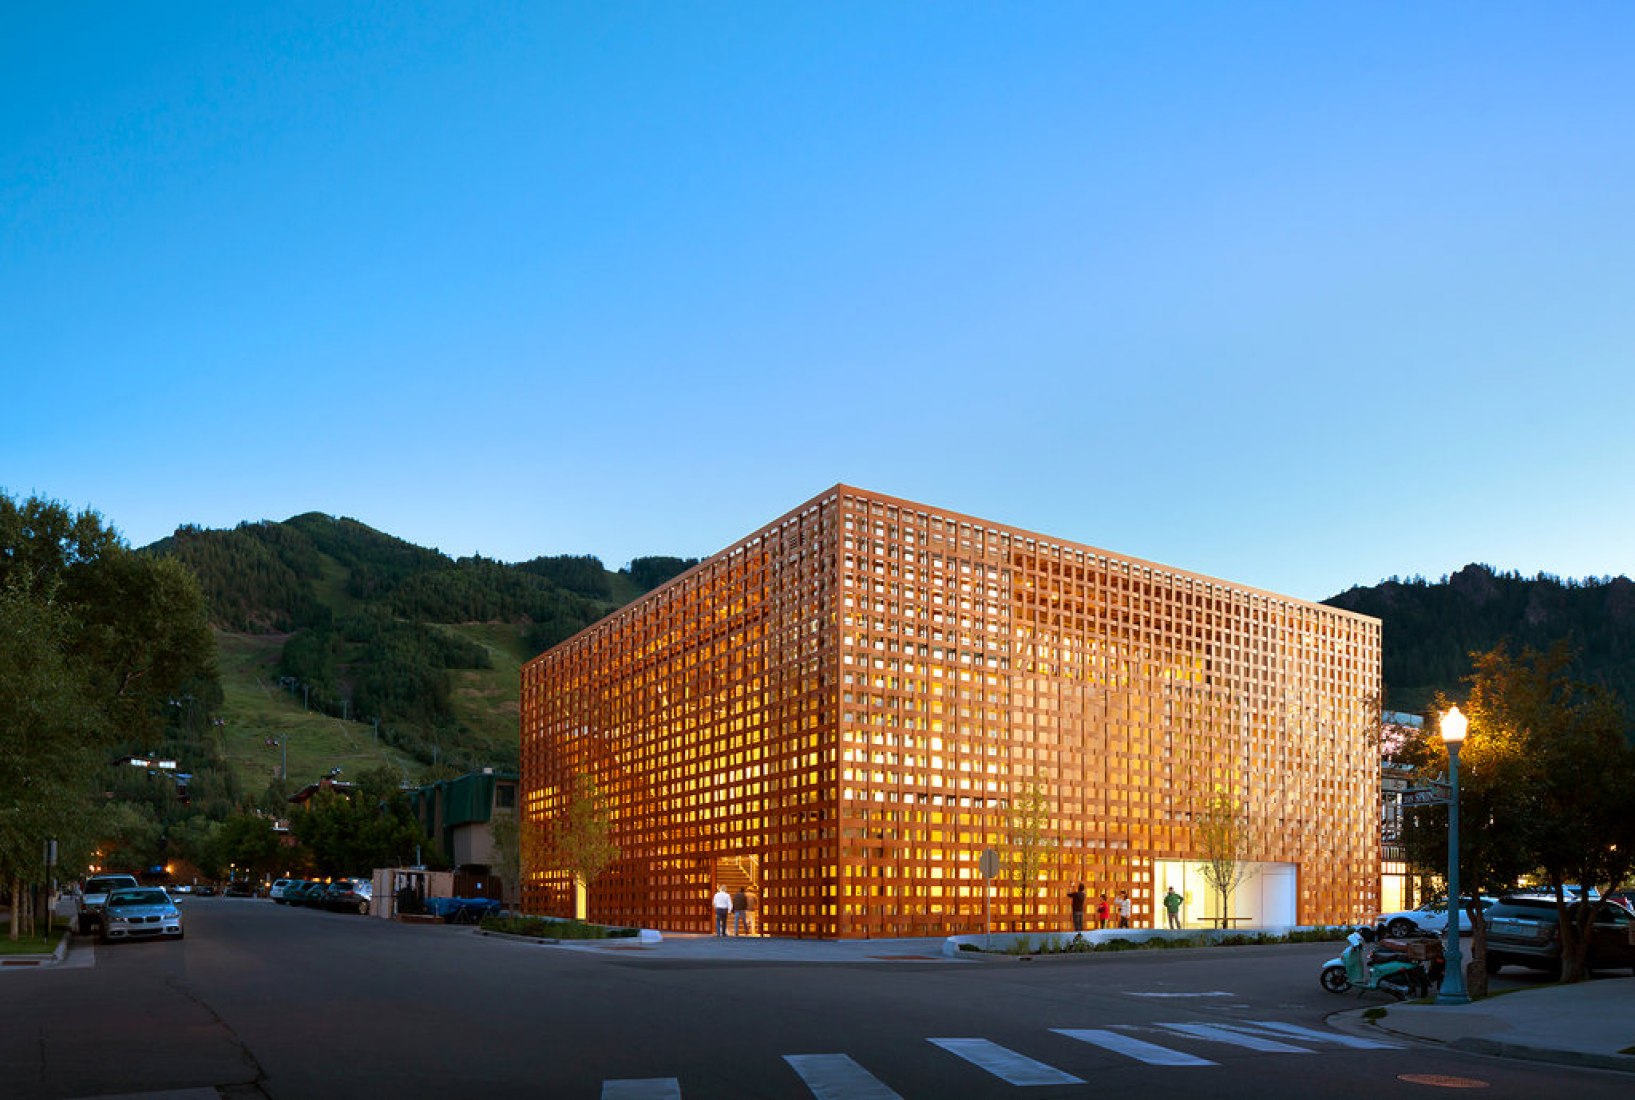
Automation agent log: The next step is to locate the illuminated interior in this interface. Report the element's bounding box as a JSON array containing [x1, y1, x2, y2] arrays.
[[521, 486, 1382, 938]]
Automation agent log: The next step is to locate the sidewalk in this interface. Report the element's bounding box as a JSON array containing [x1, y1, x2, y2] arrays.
[[1330, 975, 1635, 1074]]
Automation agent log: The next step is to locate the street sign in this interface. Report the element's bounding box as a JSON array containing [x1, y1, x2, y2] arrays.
[[978, 848, 1001, 878], [1400, 787, 1449, 807]]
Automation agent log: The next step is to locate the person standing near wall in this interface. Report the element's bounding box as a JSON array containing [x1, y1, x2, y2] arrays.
[[1163, 886, 1183, 930], [1067, 882, 1086, 932], [744, 885, 760, 936], [712, 885, 733, 937], [731, 886, 748, 936], [1115, 890, 1131, 928]]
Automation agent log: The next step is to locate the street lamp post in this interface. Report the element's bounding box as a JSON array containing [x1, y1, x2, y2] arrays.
[[1436, 705, 1471, 1005]]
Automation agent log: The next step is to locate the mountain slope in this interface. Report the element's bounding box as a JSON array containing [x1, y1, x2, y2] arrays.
[[148, 515, 696, 782], [1324, 563, 1635, 716]]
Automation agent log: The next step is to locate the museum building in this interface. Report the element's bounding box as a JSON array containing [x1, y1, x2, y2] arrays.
[[520, 486, 1382, 939]]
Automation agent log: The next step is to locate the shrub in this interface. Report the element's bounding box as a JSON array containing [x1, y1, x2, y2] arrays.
[[478, 914, 637, 940]]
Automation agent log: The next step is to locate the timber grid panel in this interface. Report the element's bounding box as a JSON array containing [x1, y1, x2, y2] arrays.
[[521, 485, 1381, 939]]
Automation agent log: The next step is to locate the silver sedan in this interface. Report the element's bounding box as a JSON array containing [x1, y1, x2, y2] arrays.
[[100, 888, 184, 943]]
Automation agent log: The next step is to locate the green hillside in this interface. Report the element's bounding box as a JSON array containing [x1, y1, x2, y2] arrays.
[[214, 632, 421, 789], [147, 516, 698, 791]]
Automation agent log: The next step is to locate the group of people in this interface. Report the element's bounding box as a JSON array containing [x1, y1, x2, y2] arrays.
[[1066, 883, 1187, 931], [710, 884, 760, 936], [1065, 883, 1132, 930]]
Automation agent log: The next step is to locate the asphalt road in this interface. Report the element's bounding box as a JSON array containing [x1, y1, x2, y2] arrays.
[[2, 898, 1630, 1099]]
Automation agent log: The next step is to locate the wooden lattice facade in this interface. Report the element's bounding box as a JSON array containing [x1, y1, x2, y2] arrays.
[[521, 486, 1381, 938]]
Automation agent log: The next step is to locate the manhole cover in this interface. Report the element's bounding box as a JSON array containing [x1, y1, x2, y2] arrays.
[[1398, 1074, 1490, 1089]]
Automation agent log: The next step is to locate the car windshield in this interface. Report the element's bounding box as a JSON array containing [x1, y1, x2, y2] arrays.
[[108, 890, 170, 906], [87, 877, 136, 891]]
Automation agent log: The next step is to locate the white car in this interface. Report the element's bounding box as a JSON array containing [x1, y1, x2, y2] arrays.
[[1376, 897, 1497, 938], [268, 878, 300, 903]]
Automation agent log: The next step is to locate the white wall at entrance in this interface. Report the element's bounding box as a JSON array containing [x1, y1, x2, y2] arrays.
[[1152, 860, 1297, 928]]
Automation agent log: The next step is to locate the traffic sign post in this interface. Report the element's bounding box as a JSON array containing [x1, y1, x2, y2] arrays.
[[979, 848, 1000, 948]]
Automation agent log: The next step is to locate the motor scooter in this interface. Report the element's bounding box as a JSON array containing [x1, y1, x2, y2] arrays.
[[1320, 929, 1434, 1000]]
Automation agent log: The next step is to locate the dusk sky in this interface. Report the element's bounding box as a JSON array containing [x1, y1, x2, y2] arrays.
[[6, 3, 1633, 603]]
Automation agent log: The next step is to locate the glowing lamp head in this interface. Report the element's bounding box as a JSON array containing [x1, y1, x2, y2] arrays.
[[1441, 705, 1468, 745]]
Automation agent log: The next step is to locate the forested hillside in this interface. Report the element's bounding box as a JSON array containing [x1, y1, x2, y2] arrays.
[[149, 515, 696, 775], [1324, 563, 1635, 716]]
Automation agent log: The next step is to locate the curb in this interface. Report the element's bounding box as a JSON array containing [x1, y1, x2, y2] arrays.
[[0, 930, 71, 969], [1328, 1004, 1635, 1077], [1450, 1037, 1635, 1075]]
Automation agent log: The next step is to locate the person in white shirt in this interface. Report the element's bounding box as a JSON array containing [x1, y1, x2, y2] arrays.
[[712, 886, 733, 937]]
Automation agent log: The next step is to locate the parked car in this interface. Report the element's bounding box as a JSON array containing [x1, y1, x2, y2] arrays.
[[1484, 895, 1635, 976], [100, 887, 184, 943], [1375, 896, 1497, 938], [192, 884, 217, 897], [74, 873, 142, 935], [294, 881, 331, 907], [268, 879, 301, 903], [322, 879, 373, 915], [223, 880, 255, 898]]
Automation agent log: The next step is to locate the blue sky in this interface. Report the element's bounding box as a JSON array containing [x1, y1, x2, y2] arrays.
[[5, 3, 1632, 602]]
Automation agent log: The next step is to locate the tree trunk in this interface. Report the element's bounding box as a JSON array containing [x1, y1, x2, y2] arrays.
[[8, 878, 19, 942], [1558, 906, 1595, 984], [1465, 905, 1490, 999]]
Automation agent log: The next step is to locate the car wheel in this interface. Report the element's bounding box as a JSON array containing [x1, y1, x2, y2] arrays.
[[77, 916, 91, 936], [1386, 918, 1416, 938], [1320, 965, 1351, 994], [1485, 955, 1504, 974], [357, 901, 369, 916]]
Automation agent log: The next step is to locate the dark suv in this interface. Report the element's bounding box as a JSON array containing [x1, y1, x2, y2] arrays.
[[1483, 895, 1635, 976], [322, 879, 373, 915]]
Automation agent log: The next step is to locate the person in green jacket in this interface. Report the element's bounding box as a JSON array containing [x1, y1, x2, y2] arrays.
[[1163, 886, 1183, 930]]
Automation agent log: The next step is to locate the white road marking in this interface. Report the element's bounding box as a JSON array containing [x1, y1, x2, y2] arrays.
[[927, 1038, 1084, 1085], [602, 1080, 682, 1100], [1126, 991, 1235, 998], [1052, 1027, 1219, 1066], [1157, 1022, 1315, 1053], [784, 1054, 905, 1100], [1232, 1020, 1403, 1050]]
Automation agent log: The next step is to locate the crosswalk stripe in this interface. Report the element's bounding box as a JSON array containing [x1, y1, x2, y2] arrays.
[[927, 1038, 1084, 1085], [1157, 1022, 1314, 1053], [784, 1054, 905, 1100], [1233, 1019, 1403, 1050], [602, 1080, 682, 1100], [1052, 1027, 1218, 1066]]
